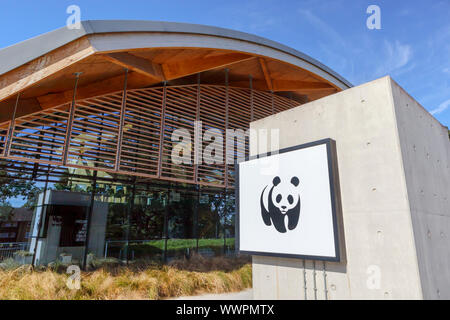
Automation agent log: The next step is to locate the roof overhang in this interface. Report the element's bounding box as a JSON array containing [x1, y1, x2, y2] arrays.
[[0, 20, 352, 122]]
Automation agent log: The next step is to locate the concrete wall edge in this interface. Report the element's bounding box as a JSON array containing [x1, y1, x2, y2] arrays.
[[385, 76, 424, 299]]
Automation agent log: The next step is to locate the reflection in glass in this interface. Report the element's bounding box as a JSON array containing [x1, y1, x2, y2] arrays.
[[0, 162, 239, 267]]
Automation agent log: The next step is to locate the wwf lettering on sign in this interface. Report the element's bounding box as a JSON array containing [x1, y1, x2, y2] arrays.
[[236, 139, 342, 261]]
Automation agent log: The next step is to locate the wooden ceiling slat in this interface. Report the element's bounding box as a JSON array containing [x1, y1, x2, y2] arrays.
[[1, 83, 302, 188]]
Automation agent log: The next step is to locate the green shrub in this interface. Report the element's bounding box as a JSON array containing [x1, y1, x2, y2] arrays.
[[0, 258, 20, 271]]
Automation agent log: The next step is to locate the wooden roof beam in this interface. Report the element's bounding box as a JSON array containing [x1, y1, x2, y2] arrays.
[[101, 52, 166, 81], [0, 97, 43, 124], [162, 52, 253, 80], [227, 80, 268, 90], [0, 37, 95, 104], [259, 58, 273, 91], [36, 53, 253, 110], [37, 71, 158, 109], [272, 80, 336, 92]]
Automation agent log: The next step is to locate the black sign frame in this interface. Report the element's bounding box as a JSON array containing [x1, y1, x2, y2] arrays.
[[235, 138, 343, 262]]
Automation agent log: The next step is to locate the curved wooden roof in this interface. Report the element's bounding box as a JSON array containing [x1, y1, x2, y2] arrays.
[[0, 20, 351, 123]]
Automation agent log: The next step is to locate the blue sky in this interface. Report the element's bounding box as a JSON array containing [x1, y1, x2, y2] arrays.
[[0, 0, 449, 127]]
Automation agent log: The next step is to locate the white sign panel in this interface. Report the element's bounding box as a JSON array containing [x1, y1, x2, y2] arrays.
[[236, 139, 341, 261]]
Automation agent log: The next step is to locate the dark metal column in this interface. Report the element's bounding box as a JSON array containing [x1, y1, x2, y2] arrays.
[[63, 72, 82, 165], [115, 68, 129, 172], [223, 189, 228, 254], [82, 170, 98, 270], [194, 73, 201, 182], [157, 81, 167, 178], [224, 69, 229, 188], [31, 165, 50, 267], [123, 179, 136, 265], [163, 187, 170, 263], [249, 75, 254, 122], [271, 90, 274, 115], [194, 185, 200, 252]]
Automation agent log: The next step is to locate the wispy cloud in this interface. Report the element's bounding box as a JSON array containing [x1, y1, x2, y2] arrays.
[[247, 12, 276, 32], [398, 8, 411, 16], [297, 9, 347, 48], [296, 8, 415, 84], [431, 99, 450, 115], [296, 8, 355, 79], [374, 40, 413, 77]]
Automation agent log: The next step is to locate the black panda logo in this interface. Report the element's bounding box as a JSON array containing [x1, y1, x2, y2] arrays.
[[260, 176, 301, 233]]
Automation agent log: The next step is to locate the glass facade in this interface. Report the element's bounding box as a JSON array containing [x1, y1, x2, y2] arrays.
[[0, 161, 237, 267]]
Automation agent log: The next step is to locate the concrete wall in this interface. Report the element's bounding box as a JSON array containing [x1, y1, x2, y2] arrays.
[[250, 76, 450, 299], [30, 191, 109, 265], [390, 80, 450, 299], [87, 202, 109, 258]]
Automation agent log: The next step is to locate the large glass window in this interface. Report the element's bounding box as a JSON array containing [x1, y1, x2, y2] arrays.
[[165, 188, 196, 261], [93, 180, 132, 261], [126, 189, 166, 261], [0, 160, 239, 266]]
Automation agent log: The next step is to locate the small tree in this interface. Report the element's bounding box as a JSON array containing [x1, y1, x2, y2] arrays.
[[0, 201, 14, 221], [0, 170, 42, 209]]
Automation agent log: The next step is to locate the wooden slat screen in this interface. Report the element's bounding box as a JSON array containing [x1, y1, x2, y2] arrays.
[[67, 92, 123, 170], [252, 90, 274, 121], [161, 85, 198, 183], [0, 122, 10, 156], [9, 104, 71, 163], [0, 84, 298, 188], [198, 85, 227, 186], [227, 87, 251, 187], [118, 87, 163, 177]]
